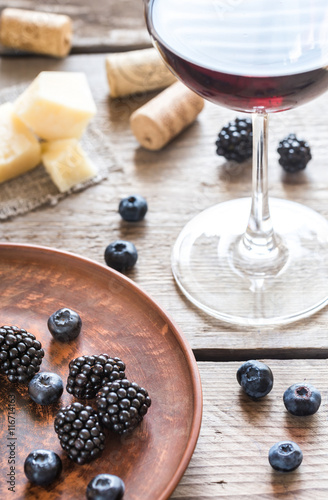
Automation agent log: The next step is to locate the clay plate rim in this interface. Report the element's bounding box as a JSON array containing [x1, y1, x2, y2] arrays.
[[0, 242, 203, 499]]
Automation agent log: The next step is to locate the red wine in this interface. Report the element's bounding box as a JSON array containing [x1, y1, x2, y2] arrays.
[[146, 0, 328, 112]]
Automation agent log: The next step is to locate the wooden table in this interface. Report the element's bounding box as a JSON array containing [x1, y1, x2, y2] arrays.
[[1, 1, 328, 498]]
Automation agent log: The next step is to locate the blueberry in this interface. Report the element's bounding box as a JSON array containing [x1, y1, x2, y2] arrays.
[[237, 360, 273, 399], [268, 441, 303, 472], [119, 194, 148, 222], [104, 240, 138, 272], [283, 382, 321, 416], [48, 308, 82, 342], [86, 474, 125, 500], [28, 372, 63, 405], [24, 449, 62, 486]]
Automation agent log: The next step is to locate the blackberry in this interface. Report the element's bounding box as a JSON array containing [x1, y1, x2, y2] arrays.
[[54, 402, 105, 464], [96, 378, 151, 435], [277, 134, 312, 173], [0, 325, 44, 384], [66, 354, 126, 399], [215, 117, 253, 163]]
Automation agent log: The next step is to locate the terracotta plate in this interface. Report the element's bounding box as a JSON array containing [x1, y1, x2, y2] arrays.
[[0, 244, 202, 500]]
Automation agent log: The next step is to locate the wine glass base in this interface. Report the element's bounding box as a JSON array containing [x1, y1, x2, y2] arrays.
[[171, 197, 328, 326]]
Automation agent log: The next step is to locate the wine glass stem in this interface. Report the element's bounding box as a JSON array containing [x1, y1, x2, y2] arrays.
[[242, 112, 278, 255]]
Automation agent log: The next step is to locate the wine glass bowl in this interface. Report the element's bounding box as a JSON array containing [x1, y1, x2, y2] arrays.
[[144, 0, 328, 325], [145, 0, 328, 113]]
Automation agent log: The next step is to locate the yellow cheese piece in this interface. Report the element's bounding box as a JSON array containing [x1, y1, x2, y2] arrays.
[[14, 72, 97, 141], [41, 139, 98, 192], [0, 102, 41, 183]]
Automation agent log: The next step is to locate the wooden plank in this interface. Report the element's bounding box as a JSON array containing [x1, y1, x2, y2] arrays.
[[0, 0, 151, 53], [172, 360, 328, 499], [1, 54, 328, 356]]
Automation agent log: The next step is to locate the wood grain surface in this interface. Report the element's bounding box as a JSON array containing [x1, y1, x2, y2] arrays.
[[1, 1, 328, 498], [1, 54, 328, 356], [172, 360, 328, 499]]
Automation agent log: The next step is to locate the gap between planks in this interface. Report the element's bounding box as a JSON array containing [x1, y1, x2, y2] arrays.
[[193, 348, 328, 362]]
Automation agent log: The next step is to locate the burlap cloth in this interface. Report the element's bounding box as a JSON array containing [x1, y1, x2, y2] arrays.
[[0, 83, 115, 220]]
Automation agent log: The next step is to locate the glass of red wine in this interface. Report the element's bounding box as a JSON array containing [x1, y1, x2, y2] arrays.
[[144, 0, 328, 325]]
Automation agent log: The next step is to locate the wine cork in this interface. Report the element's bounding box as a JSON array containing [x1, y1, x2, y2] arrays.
[[106, 48, 177, 98], [0, 8, 72, 58], [130, 82, 204, 150]]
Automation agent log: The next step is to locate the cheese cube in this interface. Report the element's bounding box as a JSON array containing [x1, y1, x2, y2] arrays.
[[0, 102, 41, 184], [41, 139, 98, 192], [14, 72, 97, 141]]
